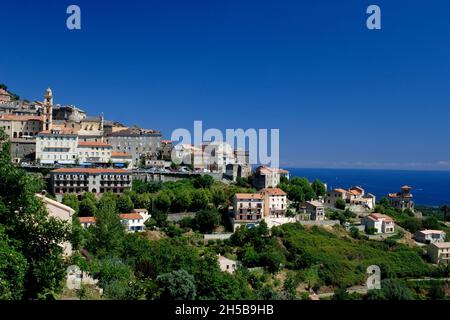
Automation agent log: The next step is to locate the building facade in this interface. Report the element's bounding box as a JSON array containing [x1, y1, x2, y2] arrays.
[[388, 185, 415, 211], [415, 230, 446, 244], [363, 213, 395, 234], [428, 242, 450, 265], [231, 193, 264, 231], [36, 127, 78, 164], [105, 126, 162, 167], [77, 141, 112, 165], [253, 166, 289, 190], [300, 200, 325, 221], [50, 168, 132, 200], [260, 188, 287, 218]]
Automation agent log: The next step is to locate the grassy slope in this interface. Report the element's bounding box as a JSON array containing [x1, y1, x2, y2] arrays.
[[279, 223, 436, 287]]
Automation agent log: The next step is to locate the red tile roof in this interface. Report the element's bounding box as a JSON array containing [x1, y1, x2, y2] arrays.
[[51, 168, 129, 174], [79, 216, 96, 223], [119, 213, 143, 220], [367, 213, 394, 222], [0, 114, 43, 121], [111, 152, 131, 157], [78, 141, 112, 147], [260, 188, 287, 196], [235, 193, 263, 200]]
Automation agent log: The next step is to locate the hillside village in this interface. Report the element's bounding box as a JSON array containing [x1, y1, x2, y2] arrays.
[[1, 84, 449, 300]]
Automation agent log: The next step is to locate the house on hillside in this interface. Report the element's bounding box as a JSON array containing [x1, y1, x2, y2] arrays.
[[363, 213, 395, 234]]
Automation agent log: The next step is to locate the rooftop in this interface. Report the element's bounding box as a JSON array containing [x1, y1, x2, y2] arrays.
[[431, 242, 450, 249], [417, 229, 446, 235], [119, 213, 143, 220], [367, 213, 394, 222], [235, 193, 263, 200], [260, 188, 287, 196], [51, 168, 129, 174], [78, 141, 112, 148]]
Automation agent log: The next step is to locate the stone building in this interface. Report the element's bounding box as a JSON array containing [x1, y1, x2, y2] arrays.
[[388, 185, 414, 212], [77, 141, 112, 165], [260, 187, 287, 218], [0, 88, 11, 103], [253, 166, 289, 190], [105, 126, 162, 167], [299, 200, 325, 221]]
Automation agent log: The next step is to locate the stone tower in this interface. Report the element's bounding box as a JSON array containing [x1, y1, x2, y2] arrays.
[[43, 87, 53, 131]]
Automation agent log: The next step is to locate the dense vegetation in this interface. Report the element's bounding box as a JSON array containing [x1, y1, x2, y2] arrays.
[[0, 128, 69, 299]]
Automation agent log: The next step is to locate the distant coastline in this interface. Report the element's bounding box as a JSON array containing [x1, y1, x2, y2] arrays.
[[287, 167, 450, 207]]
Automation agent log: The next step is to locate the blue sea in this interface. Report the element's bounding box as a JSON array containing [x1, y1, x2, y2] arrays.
[[287, 168, 450, 207]]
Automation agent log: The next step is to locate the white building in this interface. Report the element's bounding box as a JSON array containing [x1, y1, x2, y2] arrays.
[[324, 186, 376, 211], [260, 188, 287, 218], [218, 255, 238, 274], [415, 230, 446, 244], [427, 242, 450, 265], [36, 127, 78, 164], [363, 213, 395, 234], [78, 211, 149, 233], [77, 141, 112, 165], [119, 213, 146, 232]]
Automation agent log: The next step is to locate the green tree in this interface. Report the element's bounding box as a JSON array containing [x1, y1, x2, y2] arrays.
[[156, 269, 197, 300], [172, 189, 192, 212], [0, 226, 27, 299], [117, 194, 134, 213], [0, 128, 70, 298], [62, 194, 79, 213], [88, 205, 126, 258], [335, 198, 346, 210], [193, 175, 214, 189], [191, 189, 209, 210], [311, 179, 326, 198], [195, 209, 220, 233], [155, 191, 172, 212], [79, 198, 98, 217], [440, 204, 448, 222], [366, 279, 414, 300]]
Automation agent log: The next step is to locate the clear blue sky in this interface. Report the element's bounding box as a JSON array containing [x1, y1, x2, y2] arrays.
[[1, 0, 450, 170]]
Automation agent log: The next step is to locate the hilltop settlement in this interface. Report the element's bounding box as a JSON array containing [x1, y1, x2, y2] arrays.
[[0, 85, 449, 300]]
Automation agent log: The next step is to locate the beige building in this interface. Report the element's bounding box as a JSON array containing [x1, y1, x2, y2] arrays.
[[427, 242, 450, 265], [50, 168, 132, 200], [36, 127, 78, 164], [36, 193, 75, 257], [325, 186, 375, 210], [0, 114, 43, 138], [77, 141, 112, 164], [231, 193, 264, 231], [260, 188, 287, 218]]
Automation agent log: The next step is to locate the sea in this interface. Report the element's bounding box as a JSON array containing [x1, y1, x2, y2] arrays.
[[287, 168, 450, 207]]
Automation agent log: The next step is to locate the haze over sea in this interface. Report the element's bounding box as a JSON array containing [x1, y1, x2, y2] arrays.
[[287, 168, 450, 207]]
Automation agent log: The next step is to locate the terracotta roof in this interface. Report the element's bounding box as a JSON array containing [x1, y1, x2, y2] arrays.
[[0, 114, 43, 121], [161, 140, 172, 144], [111, 152, 132, 157], [79, 216, 96, 223], [0, 88, 9, 95], [367, 213, 394, 222], [260, 188, 287, 196], [78, 141, 112, 148], [333, 188, 349, 194], [51, 168, 129, 174], [235, 193, 263, 200], [119, 213, 143, 220]]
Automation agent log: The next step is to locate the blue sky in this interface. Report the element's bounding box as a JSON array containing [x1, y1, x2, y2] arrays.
[[1, 0, 450, 170]]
